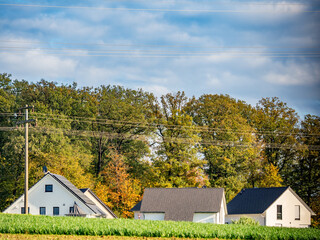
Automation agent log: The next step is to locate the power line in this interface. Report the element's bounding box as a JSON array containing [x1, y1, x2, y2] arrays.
[[0, 3, 319, 13], [0, 126, 319, 150], [2, 112, 319, 137], [74, 0, 309, 6], [1, 46, 319, 55], [1, 40, 319, 50], [1, 50, 319, 58]]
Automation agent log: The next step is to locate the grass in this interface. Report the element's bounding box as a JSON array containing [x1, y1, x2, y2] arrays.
[[0, 234, 217, 240], [0, 213, 320, 240]]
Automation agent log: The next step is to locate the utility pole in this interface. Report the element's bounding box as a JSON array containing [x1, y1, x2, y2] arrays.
[[17, 105, 35, 214]]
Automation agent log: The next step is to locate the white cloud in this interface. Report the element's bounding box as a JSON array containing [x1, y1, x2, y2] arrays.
[[142, 85, 170, 97], [0, 50, 77, 80], [264, 63, 320, 86]]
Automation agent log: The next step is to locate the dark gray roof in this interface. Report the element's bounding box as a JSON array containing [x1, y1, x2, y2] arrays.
[[227, 187, 288, 215], [49, 173, 116, 216], [50, 173, 95, 205], [130, 201, 142, 211], [139, 188, 225, 221]]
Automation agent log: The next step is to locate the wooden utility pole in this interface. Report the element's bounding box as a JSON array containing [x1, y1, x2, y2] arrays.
[[17, 105, 35, 214]]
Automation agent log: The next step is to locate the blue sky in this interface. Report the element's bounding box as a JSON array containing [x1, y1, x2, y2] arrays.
[[0, 0, 319, 118]]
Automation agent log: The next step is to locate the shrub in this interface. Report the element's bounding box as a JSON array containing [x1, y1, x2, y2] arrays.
[[232, 216, 260, 226]]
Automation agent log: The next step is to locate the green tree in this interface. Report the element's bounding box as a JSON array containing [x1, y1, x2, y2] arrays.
[[151, 92, 207, 188], [187, 94, 260, 201], [253, 97, 300, 184], [257, 162, 283, 188], [291, 115, 320, 205], [92, 85, 152, 182]]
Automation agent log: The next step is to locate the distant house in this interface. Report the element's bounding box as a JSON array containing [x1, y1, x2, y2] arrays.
[[3, 172, 117, 218], [226, 187, 315, 228], [130, 188, 227, 224]]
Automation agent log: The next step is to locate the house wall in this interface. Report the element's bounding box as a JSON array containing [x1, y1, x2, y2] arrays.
[[83, 191, 114, 219], [193, 213, 217, 223], [265, 189, 312, 228], [225, 214, 266, 225], [4, 175, 94, 217], [219, 196, 225, 224], [133, 211, 144, 220], [143, 213, 165, 220]]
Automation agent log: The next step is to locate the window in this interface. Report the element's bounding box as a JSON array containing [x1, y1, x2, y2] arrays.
[[69, 207, 74, 213], [53, 207, 59, 216], [45, 184, 53, 192], [295, 205, 300, 220], [277, 205, 282, 220], [39, 207, 46, 215], [21, 207, 30, 214]]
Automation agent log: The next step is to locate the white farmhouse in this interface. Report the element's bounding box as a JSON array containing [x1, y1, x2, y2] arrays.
[[130, 187, 227, 224], [3, 172, 117, 218], [226, 187, 315, 228]]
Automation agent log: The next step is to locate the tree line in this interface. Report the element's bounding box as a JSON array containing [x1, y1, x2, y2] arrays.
[[0, 73, 319, 226]]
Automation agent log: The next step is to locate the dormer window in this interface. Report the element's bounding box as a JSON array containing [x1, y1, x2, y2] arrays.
[[45, 184, 53, 192]]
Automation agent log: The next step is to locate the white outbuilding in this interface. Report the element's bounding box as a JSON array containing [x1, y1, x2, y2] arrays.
[[3, 172, 117, 218], [226, 187, 315, 228], [131, 187, 227, 224]]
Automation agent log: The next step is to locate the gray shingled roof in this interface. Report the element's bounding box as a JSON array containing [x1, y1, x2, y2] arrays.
[[50, 174, 95, 205], [138, 188, 225, 221], [227, 187, 288, 215], [80, 188, 118, 218], [49, 173, 115, 216]]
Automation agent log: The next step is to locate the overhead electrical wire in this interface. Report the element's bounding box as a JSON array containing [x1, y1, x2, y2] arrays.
[[1, 51, 319, 58], [0, 3, 319, 13], [1, 112, 319, 137], [0, 126, 318, 150], [1, 40, 319, 50], [74, 0, 309, 6], [0, 46, 319, 55]]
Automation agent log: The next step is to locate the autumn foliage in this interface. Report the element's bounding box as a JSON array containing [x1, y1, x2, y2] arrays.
[[96, 151, 141, 218]]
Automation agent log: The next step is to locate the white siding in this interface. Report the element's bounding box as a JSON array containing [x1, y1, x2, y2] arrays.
[[134, 211, 144, 220], [144, 213, 165, 220], [4, 174, 95, 217], [82, 191, 114, 219], [193, 213, 217, 223], [225, 214, 266, 225], [265, 189, 312, 228], [220, 196, 226, 224]]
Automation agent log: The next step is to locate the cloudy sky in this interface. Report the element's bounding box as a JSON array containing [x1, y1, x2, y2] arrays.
[[0, 0, 319, 117]]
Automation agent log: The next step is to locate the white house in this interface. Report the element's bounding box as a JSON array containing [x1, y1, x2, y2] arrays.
[[226, 187, 315, 228], [3, 172, 117, 218], [130, 187, 227, 224]]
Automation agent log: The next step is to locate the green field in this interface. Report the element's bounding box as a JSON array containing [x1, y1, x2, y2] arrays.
[[0, 214, 319, 240], [0, 234, 209, 240]]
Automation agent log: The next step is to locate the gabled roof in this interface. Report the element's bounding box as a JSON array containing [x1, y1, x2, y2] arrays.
[[227, 187, 288, 215], [80, 188, 118, 218], [50, 174, 95, 206], [3, 172, 116, 217], [130, 200, 142, 212], [135, 188, 225, 221], [227, 186, 315, 215]]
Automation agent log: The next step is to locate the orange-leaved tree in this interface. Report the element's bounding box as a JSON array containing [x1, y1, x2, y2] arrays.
[[96, 150, 141, 218]]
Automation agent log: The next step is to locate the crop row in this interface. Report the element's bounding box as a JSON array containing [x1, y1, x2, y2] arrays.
[[0, 214, 319, 240]]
